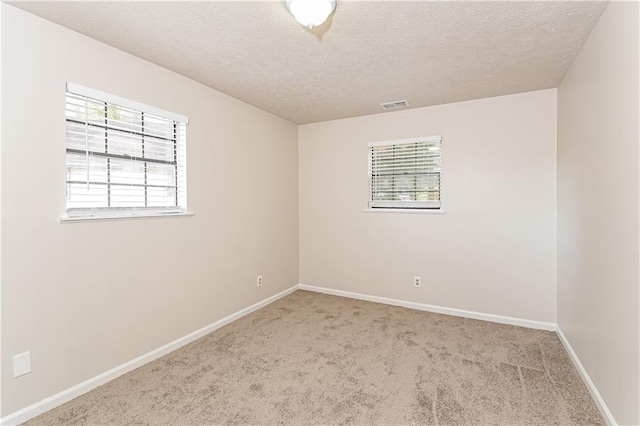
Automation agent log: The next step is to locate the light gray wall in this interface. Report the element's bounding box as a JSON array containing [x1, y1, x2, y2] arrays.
[[1, 5, 299, 415], [299, 89, 558, 323], [557, 2, 639, 424]]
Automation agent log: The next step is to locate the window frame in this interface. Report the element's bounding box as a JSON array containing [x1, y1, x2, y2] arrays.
[[367, 135, 443, 212], [61, 83, 191, 222]]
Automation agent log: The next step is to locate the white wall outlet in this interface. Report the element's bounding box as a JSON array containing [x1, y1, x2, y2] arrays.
[[414, 276, 421, 288], [13, 351, 31, 378], [257, 275, 263, 287]]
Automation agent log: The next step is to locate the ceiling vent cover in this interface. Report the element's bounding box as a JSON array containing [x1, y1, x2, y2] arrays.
[[381, 100, 410, 110]]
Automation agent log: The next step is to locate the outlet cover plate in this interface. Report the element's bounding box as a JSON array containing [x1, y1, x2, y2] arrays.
[[13, 351, 31, 377]]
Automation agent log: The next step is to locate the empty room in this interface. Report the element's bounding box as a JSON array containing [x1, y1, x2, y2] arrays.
[[1, 0, 638, 425]]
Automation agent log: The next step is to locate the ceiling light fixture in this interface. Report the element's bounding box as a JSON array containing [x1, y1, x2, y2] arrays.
[[286, 0, 336, 29]]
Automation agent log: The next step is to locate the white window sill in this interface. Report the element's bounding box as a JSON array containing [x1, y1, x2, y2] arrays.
[[59, 211, 195, 223], [364, 208, 446, 214]]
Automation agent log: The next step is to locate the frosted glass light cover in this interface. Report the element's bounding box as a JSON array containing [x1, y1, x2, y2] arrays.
[[286, 0, 336, 29]]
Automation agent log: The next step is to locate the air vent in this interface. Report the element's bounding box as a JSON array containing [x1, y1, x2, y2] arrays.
[[381, 100, 410, 110]]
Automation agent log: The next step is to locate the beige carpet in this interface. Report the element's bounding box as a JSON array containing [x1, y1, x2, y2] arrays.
[[26, 290, 603, 425]]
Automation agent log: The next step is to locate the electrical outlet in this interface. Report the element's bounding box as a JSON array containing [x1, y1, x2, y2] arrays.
[[257, 275, 263, 288], [413, 276, 421, 288], [13, 351, 31, 378]]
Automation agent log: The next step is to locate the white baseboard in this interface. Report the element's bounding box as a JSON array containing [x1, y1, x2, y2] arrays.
[[555, 327, 617, 425], [0, 285, 298, 426], [5, 284, 613, 426], [298, 284, 557, 331]]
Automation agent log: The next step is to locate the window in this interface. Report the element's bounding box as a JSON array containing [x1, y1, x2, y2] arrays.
[[368, 136, 441, 209], [64, 83, 188, 219]]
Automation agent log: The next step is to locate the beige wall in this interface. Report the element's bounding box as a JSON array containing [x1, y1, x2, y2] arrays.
[[1, 5, 299, 416], [557, 2, 639, 424], [299, 89, 557, 323]]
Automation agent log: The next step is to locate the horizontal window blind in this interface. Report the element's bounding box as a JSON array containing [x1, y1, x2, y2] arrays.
[[65, 87, 187, 217], [368, 136, 441, 209]]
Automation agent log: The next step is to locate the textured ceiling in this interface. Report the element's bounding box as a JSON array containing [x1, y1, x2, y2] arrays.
[[11, 1, 607, 124]]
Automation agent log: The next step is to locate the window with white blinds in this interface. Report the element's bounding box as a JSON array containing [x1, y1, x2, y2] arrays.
[[368, 136, 442, 209], [65, 83, 188, 219]]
